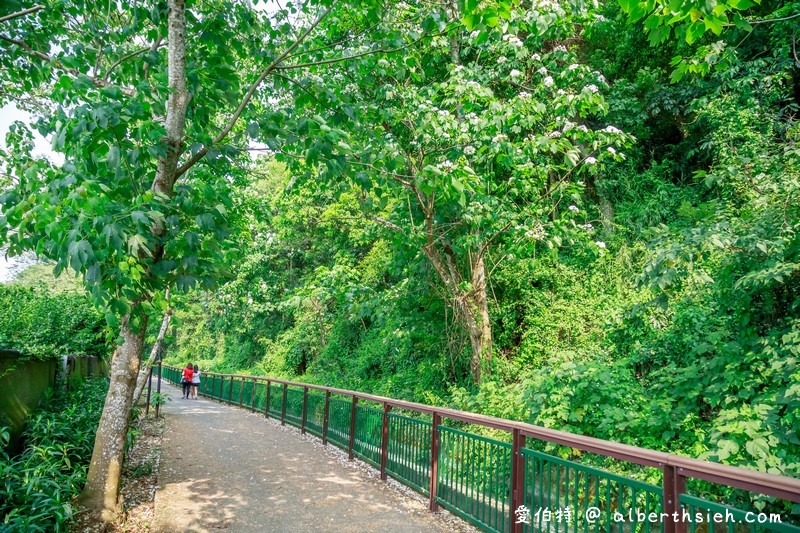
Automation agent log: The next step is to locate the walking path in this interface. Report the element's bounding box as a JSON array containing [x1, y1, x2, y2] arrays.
[[152, 381, 472, 532]]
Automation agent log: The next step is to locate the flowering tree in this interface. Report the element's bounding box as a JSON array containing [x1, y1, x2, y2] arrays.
[[271, 2, 633, 382], [0, 0, 401, 520]]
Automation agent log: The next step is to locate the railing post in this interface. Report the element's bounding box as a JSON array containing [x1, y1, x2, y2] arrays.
[[322, 390, 331, 445], [301, 387, 308, 434], [145, 366, 153, 416], [281, 383, 287, 425], [348, 396, 358, 460], [238, 376, 245, 407], [250, 378, 256, 409], [265, 380, 271, 418], [429, 411, 440, 511], [155, 361, 162, 418], [511, 428, 526, 533], [228, 375, 234, 403], [380, 402, 391, 481], [663, 465, 687, 533]]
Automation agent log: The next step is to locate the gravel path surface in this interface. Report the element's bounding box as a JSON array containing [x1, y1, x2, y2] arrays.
[[152, 381, 475, 532]]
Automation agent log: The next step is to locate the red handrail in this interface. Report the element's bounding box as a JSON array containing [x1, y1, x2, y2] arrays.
[[164, 366, 800, 533]]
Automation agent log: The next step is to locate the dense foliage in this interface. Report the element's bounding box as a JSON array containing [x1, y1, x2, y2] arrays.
[[0, 379, 109, 532], [1, 0, 798, 519], [0, 283, 108, 359], [162, 0, 800, 487]]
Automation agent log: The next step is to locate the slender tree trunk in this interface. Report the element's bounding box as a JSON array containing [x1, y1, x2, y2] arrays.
[[78, 313, 149, 520], [79, 0, 188, 519], [422, 238, 493, 384], [133, 310, 172, 405], [467, 253, 492, 383], [600, 194, 615, 239]]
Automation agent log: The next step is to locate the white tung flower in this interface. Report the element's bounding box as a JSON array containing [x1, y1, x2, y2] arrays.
[[604, 125, 622, 134], [607, 146, 617, 154], [569, 205, 579, 212], [568, 63, 579, 71], [510, 69, 522, 79], [464, 145, 476, 155], [532, 53, 541, 61], [546, 130, 561, 138], [437, 160, 454, 169], [553, 45, 567, 52], [585, 84, 599, 93], [504, 34, 524, 47], [519, 91, 531, 99], [498, 56, 507, 63], [543, 76, 554, 87], [585, 156, 597, 164], [377, 59, 389, 68], [492, 133, 508, 143], [537, 66, 548, 75], [595, 241, 606, 248]]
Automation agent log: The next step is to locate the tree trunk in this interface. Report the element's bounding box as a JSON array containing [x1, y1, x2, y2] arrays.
[[78, 313, 149, 520], [79, 0, 188, 519], [600, 194, 615, 240], [132, 309, 172, 405], [466, 252, 492, 384], [422, 237, 493, 384]]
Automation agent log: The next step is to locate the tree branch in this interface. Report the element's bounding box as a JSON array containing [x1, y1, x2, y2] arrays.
[[174, 0, 342, 179], [0, 35, 137, 96], [104, 43, 164, 82], [476, 221, 512, 262], [0, 5, 44, 24], [274, 29, 450, 72], [371, 216, 403, 232]]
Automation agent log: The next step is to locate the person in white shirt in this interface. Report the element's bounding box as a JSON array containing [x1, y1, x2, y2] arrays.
[[191, 364, 201, 399]]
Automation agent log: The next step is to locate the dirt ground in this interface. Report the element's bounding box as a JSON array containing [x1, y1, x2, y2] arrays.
[[152, 382, 476, 532], [71, 409, 165, 532]]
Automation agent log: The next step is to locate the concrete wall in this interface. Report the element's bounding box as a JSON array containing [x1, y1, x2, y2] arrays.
[[0, 350, 108, 450], [0, 350, 58, 448]]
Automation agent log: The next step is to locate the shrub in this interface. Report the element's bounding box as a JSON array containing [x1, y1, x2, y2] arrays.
[[0, 378, 108, 532]]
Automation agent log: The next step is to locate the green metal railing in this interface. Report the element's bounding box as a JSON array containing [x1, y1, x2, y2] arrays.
[[386, 412, 431, 494], [437, 426, 512, 532], [522, 448, 663, 533], [159, 367, 800, 533]]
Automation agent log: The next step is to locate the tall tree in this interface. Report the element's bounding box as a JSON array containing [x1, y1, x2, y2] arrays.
[[268, 1, 632, 381], [0, 0, 399, 520]]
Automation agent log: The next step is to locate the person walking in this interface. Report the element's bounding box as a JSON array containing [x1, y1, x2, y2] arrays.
[[190, 364, 201, 399], [181, 363, 194, 399]]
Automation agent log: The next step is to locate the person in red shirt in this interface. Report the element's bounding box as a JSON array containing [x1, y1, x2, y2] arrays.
[[181, 363, 194, 399]]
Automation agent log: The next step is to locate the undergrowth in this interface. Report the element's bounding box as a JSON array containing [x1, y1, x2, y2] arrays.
[[0, 378, 108, 532]]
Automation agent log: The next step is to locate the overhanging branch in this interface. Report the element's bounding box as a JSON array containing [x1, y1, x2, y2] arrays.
[[0, 5, 44, 24], [174, 0, 342, 179]]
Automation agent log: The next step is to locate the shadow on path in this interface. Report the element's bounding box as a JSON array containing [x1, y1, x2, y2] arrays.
[[153, 381, 469, 532]]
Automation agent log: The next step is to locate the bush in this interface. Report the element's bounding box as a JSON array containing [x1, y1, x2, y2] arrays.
[[0, 378, 108, 532], [0, 285, 108, 359]]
